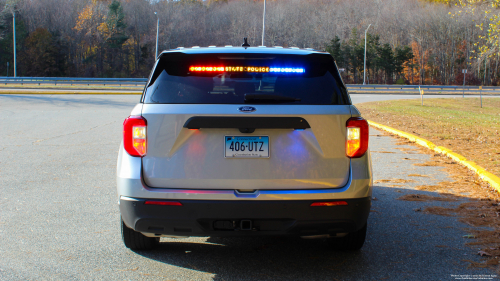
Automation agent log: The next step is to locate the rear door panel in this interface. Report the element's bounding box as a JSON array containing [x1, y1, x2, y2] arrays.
[[141, 104, 351, 190]]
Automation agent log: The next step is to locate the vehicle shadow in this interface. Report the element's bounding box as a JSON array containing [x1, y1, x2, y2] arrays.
[[142, 233, 369, 280], [131, 186, 494, 280]]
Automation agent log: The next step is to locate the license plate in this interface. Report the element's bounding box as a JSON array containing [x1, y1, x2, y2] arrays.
[[224, 136, 269, 158]]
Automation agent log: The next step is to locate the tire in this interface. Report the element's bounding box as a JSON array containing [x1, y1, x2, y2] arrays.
[[121, 217, 159, 250], [328, 223, 367, 251]]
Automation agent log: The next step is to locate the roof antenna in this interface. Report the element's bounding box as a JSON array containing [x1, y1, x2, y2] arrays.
[[242, 37, 250, 47]]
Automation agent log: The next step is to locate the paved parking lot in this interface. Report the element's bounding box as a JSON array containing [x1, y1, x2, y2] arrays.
[[0, 94, 495, 280]]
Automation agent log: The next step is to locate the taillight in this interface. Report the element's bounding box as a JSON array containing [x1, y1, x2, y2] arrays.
[[346, 117, 369, 158], [311, 201, 348, 207], [144, 200, 182, 206], [123, 116, 147, 157]]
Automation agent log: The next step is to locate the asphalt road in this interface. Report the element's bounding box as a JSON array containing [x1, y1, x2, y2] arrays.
[[0, 94, 496, 280]]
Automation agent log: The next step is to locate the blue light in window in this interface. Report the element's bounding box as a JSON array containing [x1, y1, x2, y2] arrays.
[[269, 67, 305, 73]]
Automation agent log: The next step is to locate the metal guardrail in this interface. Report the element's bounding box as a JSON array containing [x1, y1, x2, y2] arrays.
[[1, 77, 499, 92], [346, 84, 500, 91], [0, 77, 147, 82], [0, 77, 148, 87]]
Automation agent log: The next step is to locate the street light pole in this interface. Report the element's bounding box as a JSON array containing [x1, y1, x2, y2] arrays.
[[154, 12, 159, 60], [262, 0, 266, 46], [363, 24, 371, 85], [11, 9, 17, 77]]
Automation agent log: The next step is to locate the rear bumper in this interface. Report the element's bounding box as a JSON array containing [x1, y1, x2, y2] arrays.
[[120, 197, 371, 237]]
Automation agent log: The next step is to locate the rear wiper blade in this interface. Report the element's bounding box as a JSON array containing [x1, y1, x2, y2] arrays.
[[244, 94, 301, 103]]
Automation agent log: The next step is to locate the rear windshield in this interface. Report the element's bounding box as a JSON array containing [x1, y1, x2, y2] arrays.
[[142, 52, 349, 105]]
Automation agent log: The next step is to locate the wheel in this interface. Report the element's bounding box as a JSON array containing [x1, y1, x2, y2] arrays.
[[328, 223, 367, 251], [121, 217, 159, 250]]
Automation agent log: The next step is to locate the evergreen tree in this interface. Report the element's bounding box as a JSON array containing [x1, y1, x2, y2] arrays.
[[325, 36, 341, 61], [104, 0, 129, 77], [366, 34, 381, 82], [106, 0, 128, 49], [377, 43, 395, 83], [325, 32, 414, 84]]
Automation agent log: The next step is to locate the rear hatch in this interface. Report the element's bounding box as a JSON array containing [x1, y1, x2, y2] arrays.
[[140, 48, 352, 190]]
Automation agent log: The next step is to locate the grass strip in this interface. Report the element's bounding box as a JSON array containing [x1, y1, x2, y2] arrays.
[[356, 98, 500, 178]]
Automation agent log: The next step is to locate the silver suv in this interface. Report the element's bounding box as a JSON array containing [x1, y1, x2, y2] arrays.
[[117, 44, 372, 251]]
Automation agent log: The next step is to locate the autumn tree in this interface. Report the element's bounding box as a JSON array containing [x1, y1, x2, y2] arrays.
[[447, 0, 500, 83], [0, 0, 493, 83], [22, 28, 62, 76], [394, 46, 414, 82]]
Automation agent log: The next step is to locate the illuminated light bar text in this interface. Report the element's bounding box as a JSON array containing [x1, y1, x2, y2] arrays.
[[190, 66, 269, 72], [269, 67, 305, 73], [189, 66, 305, 73]]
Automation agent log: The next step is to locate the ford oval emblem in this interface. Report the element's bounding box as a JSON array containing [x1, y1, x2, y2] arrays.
[[238, 106, 256, 113]]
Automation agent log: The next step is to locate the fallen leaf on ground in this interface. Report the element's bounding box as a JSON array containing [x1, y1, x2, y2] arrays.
[[398, 194, 456, 202], [463, 260, 489, 268], [408, 174, 429, 177], [486, 259, 499, 265], [478, 251, 492, 257]]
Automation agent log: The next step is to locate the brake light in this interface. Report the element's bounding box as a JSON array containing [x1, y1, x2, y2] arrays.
[[123, 116, 147, 157], [346, 117, 369, 158], [144, 200, 182, 206], [311, 201, 348, 206]]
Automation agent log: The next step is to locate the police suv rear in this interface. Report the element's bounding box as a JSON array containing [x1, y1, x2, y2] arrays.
[[117, 44, 372, 251]]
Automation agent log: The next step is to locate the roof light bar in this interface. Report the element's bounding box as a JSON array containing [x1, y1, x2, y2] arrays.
[[189, 66, 305, 73]]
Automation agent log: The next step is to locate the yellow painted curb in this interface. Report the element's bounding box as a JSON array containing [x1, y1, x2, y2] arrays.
[[368, 120, 500, 194]]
